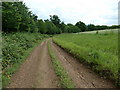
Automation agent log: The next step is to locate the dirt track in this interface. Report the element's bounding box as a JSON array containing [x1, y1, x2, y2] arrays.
[[8, 40, 59, 88], [8, 39, 115, 88]]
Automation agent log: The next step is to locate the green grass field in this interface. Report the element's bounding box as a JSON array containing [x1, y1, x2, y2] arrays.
[[78, 29, 118, 34], [53, 30, 119, 86]]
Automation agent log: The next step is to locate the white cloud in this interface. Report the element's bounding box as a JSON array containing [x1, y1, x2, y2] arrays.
[[23, 0, 119, 25]]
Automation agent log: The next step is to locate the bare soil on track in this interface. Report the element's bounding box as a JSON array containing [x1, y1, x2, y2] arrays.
[[7, 39, 115, 88], [8, 40, 59, 88]]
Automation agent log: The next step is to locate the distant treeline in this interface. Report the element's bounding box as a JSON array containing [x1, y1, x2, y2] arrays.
[[2, 1, 120, 34]]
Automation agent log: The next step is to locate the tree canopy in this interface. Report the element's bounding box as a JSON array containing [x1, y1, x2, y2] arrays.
[[2, 2, 119, 34], [75, 21, 87, 32]]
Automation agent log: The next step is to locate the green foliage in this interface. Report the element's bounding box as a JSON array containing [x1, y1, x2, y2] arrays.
[[60, 22, 67, 33], [75, 21, 87, 32], [2, 32, 49, 70], [45, 21, 61, 34], [50, 15, 61, 28], [87, 24, 96, 31], [2, 2, 38, 33], [2, 2, 119, 33], [37, 19, 46, 34], [67, 24, 81, 33], [2, 2, 61, 34], [53, 32, 119, 86], [2, 2, 21, 32], [109, 25, 120, 29], [48, 41, 75, 88], [2, 32, 50, 87], [87, 24, 119, 31]]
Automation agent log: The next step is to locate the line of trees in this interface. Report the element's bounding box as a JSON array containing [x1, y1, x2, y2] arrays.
[[87, 24, 120, 31], [2, 2, 120, 34]]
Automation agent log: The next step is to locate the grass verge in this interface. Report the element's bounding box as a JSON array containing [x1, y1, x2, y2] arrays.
[[48, 40, 75, 88]]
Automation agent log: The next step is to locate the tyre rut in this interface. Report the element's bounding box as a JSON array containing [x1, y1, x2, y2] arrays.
[[50, 40, 115, 88], [8, 40, 59, 88]]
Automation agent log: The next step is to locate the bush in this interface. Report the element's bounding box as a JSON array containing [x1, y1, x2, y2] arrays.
[[2, 32, 49, 70]]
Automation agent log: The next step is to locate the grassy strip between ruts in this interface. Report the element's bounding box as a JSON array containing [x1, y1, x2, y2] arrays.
[[48, 40, 75, 88], [2, 32, 51, 87]]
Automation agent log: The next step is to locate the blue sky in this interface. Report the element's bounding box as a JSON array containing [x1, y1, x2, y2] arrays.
[[23, 0, 119, 25]]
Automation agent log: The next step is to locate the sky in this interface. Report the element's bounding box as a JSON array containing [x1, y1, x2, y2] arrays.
[[23, 0, 119, 25]]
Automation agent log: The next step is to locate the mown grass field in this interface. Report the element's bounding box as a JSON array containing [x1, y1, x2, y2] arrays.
[[53, 30, 119, 86], [2, 32, 50, 87], [78, 29, 118, 34]]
